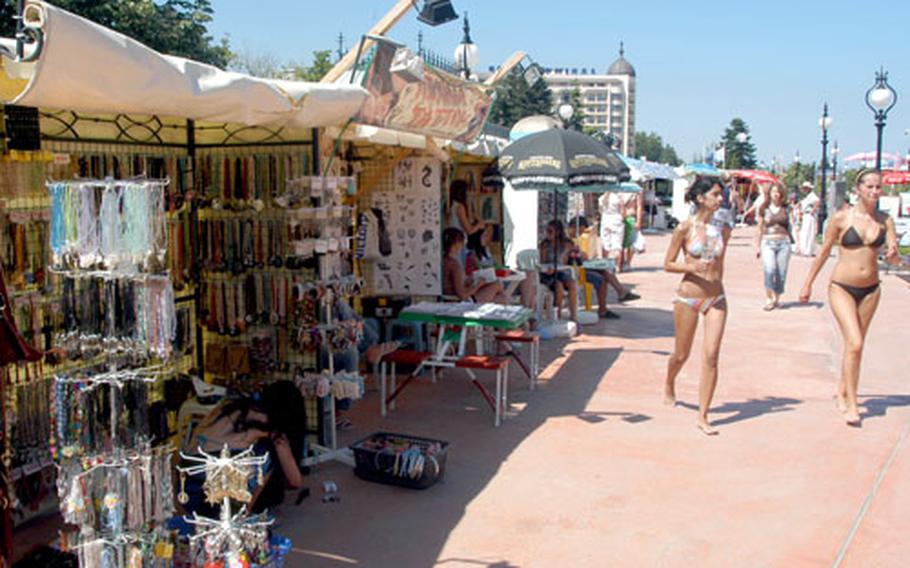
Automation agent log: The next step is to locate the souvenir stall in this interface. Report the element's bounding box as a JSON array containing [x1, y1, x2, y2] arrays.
[[319, 37, 495, 342], [0, 1, 367, 565], [672, 163, 722, 222], [620, 156, 680, 230]]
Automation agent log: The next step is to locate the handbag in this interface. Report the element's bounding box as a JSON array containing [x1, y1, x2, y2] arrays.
[[0, 267, 42, 366]]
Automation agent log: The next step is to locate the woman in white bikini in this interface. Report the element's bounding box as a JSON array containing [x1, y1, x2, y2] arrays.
[[800, 170, 899, 427], [663, 177, 731, 435]]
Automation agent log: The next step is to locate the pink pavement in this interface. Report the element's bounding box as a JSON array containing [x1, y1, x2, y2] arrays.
[[278, 226, 910, 568]]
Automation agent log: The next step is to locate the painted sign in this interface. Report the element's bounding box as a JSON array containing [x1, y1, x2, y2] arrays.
[[356, 43, 493, 143]]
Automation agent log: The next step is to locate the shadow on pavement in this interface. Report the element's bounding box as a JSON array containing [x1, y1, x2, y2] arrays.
[[279, 344, 622, 567], [678, 396, 803, 426], [860, 394, 910, 420], [436, 558, 520, 567], [584, 307, 675, 339], [776, 301, 824, 310], [577, 410, 653, 424]]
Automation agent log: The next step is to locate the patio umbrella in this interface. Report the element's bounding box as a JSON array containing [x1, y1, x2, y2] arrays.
[[729, 169, 781, 185], [498, 128, 631, 271], [682, 163, 721, 177], [882, 170, 910, 185], [843, 152, 903, 168]]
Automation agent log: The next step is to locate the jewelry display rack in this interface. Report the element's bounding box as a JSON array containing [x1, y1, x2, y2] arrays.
[[48, 178, 178, 567], [285, 176, 361, 469]]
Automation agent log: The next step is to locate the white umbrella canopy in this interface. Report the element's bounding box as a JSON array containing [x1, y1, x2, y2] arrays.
[[0, 1, 367, 129]]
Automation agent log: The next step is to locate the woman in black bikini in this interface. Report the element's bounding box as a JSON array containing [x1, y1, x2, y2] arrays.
[[799, 170, 899, 426], [663, 177, 731, 435]]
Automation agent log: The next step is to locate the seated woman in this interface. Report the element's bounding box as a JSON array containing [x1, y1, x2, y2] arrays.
[[465, 225, 496, 273], [538, 220, 578, 322], [468, 224, 539, 311], [443, 227, 508, 304], [182, 381, 306, 515]]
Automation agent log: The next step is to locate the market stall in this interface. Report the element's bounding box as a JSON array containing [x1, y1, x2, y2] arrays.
[[620, 156, 680, 229], [0, 2, 369, 566], [671, 163, 721, 222]]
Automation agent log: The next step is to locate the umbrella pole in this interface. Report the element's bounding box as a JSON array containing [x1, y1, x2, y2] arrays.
[[553, 189, 558, 274]]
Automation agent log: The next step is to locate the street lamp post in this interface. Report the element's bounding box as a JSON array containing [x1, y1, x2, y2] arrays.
[[818, 103, 832, 233], [454, 12, 478, 80], [557, 101, 574, 130], [864, 68, 897, 172]]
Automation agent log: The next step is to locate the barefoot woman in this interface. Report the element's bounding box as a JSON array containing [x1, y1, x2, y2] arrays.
[[663, 178, 731, 435], [799, 170, 899, 426]]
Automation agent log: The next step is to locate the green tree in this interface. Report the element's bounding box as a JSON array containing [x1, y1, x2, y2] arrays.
[[0, 0, 231, 68], [721, 118, 758, 169], [290, 50, 334, 82], [563, 85, 585, 131], [633, 131, 681, 165], [843, 169, 860, 191], [233, 49, 334, 81], [782, 161, 816, 189], [659, 145, 681, 166], [488, 71, 554, 129]]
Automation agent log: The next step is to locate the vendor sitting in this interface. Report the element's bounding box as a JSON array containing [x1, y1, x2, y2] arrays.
[[443, 227, 508, 304], [182, 381, 306, 516], [538, 220, 578, 322], [567, 216, 639, 319]]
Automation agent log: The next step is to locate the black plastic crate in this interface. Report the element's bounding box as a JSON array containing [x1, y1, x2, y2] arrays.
[[350, 432, 449, 489]]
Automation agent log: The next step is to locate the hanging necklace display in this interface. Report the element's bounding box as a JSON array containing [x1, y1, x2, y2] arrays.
[[48, 180, 169, 273], [54, 367, 176, 566], [55, 274, 176, 362]]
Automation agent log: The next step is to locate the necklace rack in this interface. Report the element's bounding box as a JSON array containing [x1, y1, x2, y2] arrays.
[[48, 175, 178, 568]]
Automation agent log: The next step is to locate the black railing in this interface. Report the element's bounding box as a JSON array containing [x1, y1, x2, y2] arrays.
[[419, 48, 459, 75]]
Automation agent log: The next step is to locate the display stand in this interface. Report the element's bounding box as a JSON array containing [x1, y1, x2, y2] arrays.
[[301, 289, 355, 469], [283, 176, 362, 469], [48, 179, 178, 567], [177, 444, 273, 566]]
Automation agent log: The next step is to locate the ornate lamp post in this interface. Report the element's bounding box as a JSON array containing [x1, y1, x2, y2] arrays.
[[864, 68, 897, 172], [818, 103, 832, 232], [454, 12, 479, 80]]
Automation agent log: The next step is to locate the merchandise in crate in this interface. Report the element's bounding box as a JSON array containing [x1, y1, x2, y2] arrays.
[[350, 432, 449, 489]]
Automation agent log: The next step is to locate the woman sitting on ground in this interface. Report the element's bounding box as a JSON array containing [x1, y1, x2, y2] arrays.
[[183, 381, 306, 515], [443, 227, 508, 304], [538, 220, 578, 322]]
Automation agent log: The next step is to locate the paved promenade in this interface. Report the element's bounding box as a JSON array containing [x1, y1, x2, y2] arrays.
[[281, 227, 910, 568]]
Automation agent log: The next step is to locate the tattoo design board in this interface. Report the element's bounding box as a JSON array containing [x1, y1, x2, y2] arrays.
[[367, 157, 442, 295]]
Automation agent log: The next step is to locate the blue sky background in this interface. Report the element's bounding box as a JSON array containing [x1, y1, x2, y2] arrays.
[[210, 0, 909, 168]]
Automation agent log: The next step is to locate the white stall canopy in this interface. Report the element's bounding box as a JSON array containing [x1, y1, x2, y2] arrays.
[[0, 1, 367, 128]]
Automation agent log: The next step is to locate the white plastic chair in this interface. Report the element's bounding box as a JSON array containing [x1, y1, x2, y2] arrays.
[[516, 249, 553, 320]]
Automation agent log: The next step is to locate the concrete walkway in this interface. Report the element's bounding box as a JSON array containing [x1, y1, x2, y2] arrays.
[[278, 227, 910, 568]]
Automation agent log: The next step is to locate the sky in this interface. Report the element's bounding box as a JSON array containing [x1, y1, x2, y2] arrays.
[[209, 0, 910, 168]]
